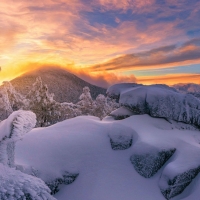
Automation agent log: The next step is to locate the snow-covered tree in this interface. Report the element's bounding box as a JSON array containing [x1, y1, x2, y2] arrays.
[[24, 77, 82, 126], [93, 94, 119, 119], [0, 111, 55, 199], [0, 110, 36, 167], [0, 86, 13, 120], [58, 102, 82, 121], [24, 77, 57, 127], [2, 81, 27, 111], [77, 86, 94, 116]]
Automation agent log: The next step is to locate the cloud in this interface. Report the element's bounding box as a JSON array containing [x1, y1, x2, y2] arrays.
[[90, 38, 200, 72], [1, 0, 200, 87], [137, 73, 200, 85], [73, 70, 137, 88]]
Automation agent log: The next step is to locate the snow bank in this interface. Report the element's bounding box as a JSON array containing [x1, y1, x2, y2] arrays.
[[107, 84, 200, 127]]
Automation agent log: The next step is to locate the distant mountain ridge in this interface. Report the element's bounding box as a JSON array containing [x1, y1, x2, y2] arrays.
[[11, 67, 106, 103], [173, 83, 200, 98], [173, 83, 200, 93]]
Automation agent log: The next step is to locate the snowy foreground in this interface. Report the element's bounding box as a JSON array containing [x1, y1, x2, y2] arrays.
[[1, 83, 200, 200], [14, 114, 200, 200]]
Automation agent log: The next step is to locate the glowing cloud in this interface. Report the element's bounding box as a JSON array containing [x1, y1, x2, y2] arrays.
[[0, 0, 200, 86]]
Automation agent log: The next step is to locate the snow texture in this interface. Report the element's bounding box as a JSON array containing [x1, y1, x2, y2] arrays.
[[107, 84, 200, 127]]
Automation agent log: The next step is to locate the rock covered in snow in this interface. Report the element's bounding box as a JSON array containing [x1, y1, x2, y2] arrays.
[[130, 143, 176, 178], [107, 83, 140, 101], [107, 84, 200, 127], [159, 142, 200, 199], [108, 123, 137, 150], [46, 172, 79, 194], [109, 106, 134, 120]]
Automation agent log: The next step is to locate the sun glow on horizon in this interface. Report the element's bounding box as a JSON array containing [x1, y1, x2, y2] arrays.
[[0, 0, 200, 86]]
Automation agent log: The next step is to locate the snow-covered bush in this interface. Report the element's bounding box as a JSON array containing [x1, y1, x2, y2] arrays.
[[0, 110, 36, 167], [0, 163, 55, 200]]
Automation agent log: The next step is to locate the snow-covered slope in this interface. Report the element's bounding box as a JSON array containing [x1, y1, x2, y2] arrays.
[[15, 115, 200, 200], [107, 84, 200, 127], [11, 67, 106, 103]]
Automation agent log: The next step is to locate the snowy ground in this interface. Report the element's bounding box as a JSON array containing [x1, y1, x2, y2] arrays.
[[15, 114, 200, 200]]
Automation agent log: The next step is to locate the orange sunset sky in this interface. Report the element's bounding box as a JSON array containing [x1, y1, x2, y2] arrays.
[[0, 0, 200, 87]]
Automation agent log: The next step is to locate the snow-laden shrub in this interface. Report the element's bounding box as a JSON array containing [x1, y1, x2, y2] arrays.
[[0, 110, 36, 167]]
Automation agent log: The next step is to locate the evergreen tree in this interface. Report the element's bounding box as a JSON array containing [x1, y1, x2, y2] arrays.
[[0, 85, 13, 120], [77, 86, 94, 116]]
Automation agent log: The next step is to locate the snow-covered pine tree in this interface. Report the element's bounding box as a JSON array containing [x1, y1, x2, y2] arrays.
[[24, 77, 57, 127], [2, 81, 27, 111], [77, 86, 94, 116], [93, 94, 120, 119], [0, 110, 36, 167], [0, 85, 13, 120], [58, 102, 82, 122]]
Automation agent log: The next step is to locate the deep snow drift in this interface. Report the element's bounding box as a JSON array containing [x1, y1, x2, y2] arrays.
[[14, 114, 200, 200]]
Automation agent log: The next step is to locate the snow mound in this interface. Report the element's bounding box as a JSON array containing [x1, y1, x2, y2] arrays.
[[0, 163, 55, 200], [107, 84, 200, 127], [14, 114, 200, 200]]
